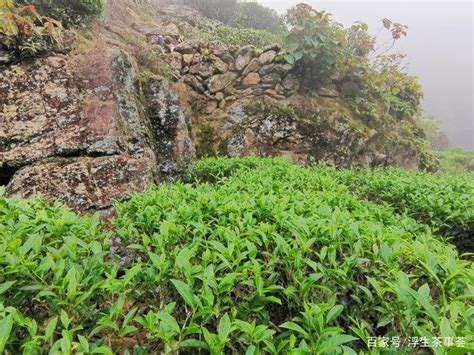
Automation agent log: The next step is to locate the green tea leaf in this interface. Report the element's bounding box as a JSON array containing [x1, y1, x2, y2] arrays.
[[171, 279, 198, 309]]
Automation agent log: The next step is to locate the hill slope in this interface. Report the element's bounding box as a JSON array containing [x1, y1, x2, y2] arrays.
[[1, 0, 437, 211]]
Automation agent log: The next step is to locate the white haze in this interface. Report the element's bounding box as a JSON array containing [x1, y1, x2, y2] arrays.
[[258, 0, 473, 149]]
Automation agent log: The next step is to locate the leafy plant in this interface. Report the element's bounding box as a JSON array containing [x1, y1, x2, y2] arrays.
[[0, 0, 62, 59], [283, 4, 344, 85], [235, 1, 285, 35], [282, 3, 423, 121], [207, 23, 279, 48], [15, 0, 104, 27], [0, 157, 472, 353]]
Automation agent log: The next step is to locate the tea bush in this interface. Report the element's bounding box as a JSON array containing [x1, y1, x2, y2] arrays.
[[0, 158, 473, 354], [436, 148, 474, 174], [235, 2, 285, 34], [207, 24, 279, 48], [329, 166, 474, 252]]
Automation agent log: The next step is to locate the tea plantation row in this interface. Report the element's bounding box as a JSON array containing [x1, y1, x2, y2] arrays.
[[0, 157, 472, 354]]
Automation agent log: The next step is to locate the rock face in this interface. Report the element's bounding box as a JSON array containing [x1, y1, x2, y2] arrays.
[[145, 79, 195, 175], [193, 95, 429, 169], [6, 155, 157, 211], [0, 43, 190, 210]]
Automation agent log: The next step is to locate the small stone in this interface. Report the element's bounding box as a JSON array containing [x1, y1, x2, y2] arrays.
[[174, 43, 195, 54], [272, 63, 293, 75], [258, 50, 277, 65], [182, 74, 205, 93], [190, 62, 212, 78], [275, 83, 284, 95], [241, 88, 254, 96], [235, 45, 255, 71], [317, 84, 339, 98], [191, 52, 202, 64], [203, 100, 218, 114], [209, 54, 228, 74], [261, 72, 281, 84], [259, 64, 275, 76], [264, 89, 286, 100], [282, 74, 300, 92], [263, 43, 282, 52], [242, 58, 260, 77], [182, 54, 194, 66], [46, 56, 66, 68], [242, 72, 261, 86], [209, 41, 227, 55], [215, 92, 225, 101], [208, 72, 237, 93]]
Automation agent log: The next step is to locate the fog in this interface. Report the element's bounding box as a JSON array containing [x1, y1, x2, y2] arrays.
[[258, 0, 473, 149]]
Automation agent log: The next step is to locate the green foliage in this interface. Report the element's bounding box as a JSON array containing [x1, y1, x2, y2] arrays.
[[284, 4, 344, 82], [1, 157, 472, 353], [283, 4, 423, 119], [15, 0, 104, 27], [207, 23, 279, 48], [0, 1, 62, 59], [436, 148, 474, 174], [188, 0, 285, 35], [0, 197, 110, 352], [235, 1, 285, 34], [329, 164, 474, 251], [187, 0, 237, 25]]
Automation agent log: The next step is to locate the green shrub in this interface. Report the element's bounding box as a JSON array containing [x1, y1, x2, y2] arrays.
[[1, 158, 472, 353], [436, 148, 474, 174], [283, 4, 345, 85], [235, 2, 285, 34], [209, 23, 279, 48], [186, 0, 237, 24], [0, 1, 62, 60], [329, 164, 474, 252], [15, 0, 104, 27], [283, 4, 423, 119]]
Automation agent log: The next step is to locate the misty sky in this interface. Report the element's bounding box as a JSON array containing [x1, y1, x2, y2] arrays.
[[258, 0, 473, 149]]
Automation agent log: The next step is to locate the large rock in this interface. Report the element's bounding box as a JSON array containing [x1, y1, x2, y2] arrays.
[[193, 95, 431, 170], [0, 44, 170, 210], [6, 154, 157, 211], [145, 80, 195, 174]]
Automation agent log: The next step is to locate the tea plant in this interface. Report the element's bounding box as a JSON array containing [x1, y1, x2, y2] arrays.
[[0, 157, 472, 354], [328, 165, 474, 253]]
